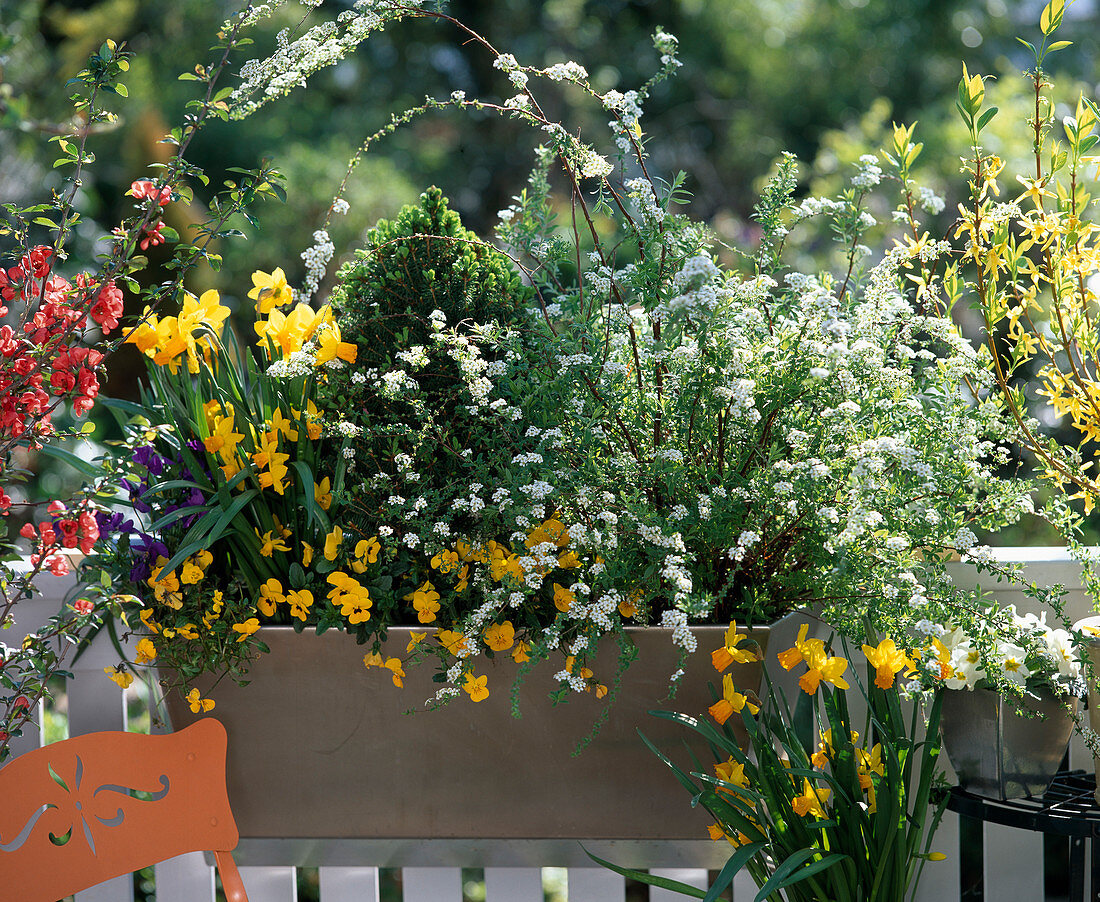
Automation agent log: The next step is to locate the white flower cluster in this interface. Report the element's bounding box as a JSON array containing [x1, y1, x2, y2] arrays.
[[542, 61, 588, 82], [300, 229, 334, 300]]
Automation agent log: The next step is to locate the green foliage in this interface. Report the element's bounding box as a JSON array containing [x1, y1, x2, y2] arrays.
[[320, 186, 535, 526], [617, 652, 947, 902]]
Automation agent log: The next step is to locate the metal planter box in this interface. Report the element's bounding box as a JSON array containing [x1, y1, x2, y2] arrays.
[[163, 624, 769, 866]]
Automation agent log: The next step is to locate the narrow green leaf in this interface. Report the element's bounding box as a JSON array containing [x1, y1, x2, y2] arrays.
[[581, 848, 708, 898]]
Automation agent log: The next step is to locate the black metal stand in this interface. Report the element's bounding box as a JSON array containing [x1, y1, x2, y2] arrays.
[[945, 771, 1100, 901]]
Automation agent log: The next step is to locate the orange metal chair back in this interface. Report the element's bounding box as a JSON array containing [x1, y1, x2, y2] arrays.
[[0, 717, 247, 902]]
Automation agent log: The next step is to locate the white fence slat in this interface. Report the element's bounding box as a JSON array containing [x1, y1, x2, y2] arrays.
[[240, 865, 297, 902], [983, 821, 1043, 899], [75, 875, 133, 902], [484, 867, 543, 902], [567, 868, 625, 902], [154, 852, 215, 902], [649, 868, 708, 900], [912, 811, 959, 902], [730, 869, 757, 900], [402, 867, 462, 902], [318, 866, 381, 902]]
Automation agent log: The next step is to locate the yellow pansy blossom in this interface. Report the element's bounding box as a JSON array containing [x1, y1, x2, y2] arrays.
[[404, 580, 441, 623], [512, 640, 531, 663], [286, 589, 314, 621], [232, 618, 261, 641], [324, 525, 344, 561], [407, 631, 428, 653], [134, 638, 157, 665], [104, 664, 134, 689], [436, 629, 469, 656], [186, 688, 215, 714], [552, 582, 575, 612], [463, 672, 489, 702], [257, 578, 285, 617], [483, 620, 515, 651], [314, 477, 332, 511]]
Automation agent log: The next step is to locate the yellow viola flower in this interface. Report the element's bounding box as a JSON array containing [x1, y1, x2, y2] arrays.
[[104, 664, 134, 689], [301, 541, 314, 568], [324, 525, 344, 561], [186, 688, 215, 714], [862, 637, 913, 689], [512, 640, 532, 663], [463, 672, 489, 702], [134, 638, 157, 665], [711, 621, 758, 672], [352, 537, 381, 572], [436, 628, 469, 656], [483, 620, 515, 651], [552, 582, 575, 612], [232, 618, 261, 642], [179, 558, 206, 585], [314, 477, 333, 511], [383, 657, 405, 688], [618, 597, 639, 618], [338, 593, 372, 624], [139, 608, 160, 634], [431, 548, 461, 574], [286, 589, 314, 621], [708, 673, 760, 725], [257, 578, 285, 617], [176, 623, 199, 641], [791, 779, 831, 818], [406, 631, 428, 653], [256, 528, 291, 558], [557, 549, 581, 569], [248, 267, 293, 314], [404, 580, 441, 624]]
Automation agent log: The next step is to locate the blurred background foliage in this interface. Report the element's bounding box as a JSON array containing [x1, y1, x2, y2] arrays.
[[4, 0, 1100, 542]]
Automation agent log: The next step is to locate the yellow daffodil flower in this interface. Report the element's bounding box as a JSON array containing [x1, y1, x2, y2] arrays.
[[711, 621, 758, 672], [862, 637, 912, 689], [791, 778, 831, 818], [248, 267, 293, 314], [256, 528, 291, 558], [708, 673, 760, 725]]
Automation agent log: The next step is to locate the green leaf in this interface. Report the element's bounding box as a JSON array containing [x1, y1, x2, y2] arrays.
[[115, 83, 128, 97], [37, 444, 102, 479], [581, 847, 708, 898], [976, 107, 999, 133], [753, 849, 847, 902]]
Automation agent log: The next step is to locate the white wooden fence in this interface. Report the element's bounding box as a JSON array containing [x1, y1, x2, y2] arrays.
[[9, 549, 1097, 901]]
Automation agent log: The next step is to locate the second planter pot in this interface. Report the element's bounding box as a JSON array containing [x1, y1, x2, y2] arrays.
[[939, 685, 1076, 800]]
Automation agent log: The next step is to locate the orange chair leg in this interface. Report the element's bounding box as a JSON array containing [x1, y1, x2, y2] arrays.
[[214, 850, 249, 902]]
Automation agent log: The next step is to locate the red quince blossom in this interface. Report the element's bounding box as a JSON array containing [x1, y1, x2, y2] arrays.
[[129, 179, 172, 206], [139, 221, 167, 251]]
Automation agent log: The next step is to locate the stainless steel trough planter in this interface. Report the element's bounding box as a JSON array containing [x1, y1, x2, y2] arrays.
[[939, 685, 1075, 801], [163, 623, 772, 864]]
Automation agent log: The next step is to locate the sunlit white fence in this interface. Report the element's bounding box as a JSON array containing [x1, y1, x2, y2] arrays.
[[9, 549, 1097, 901]]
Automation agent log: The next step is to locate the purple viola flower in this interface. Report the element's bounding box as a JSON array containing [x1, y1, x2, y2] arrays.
[[134, 445, 166, 476]]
